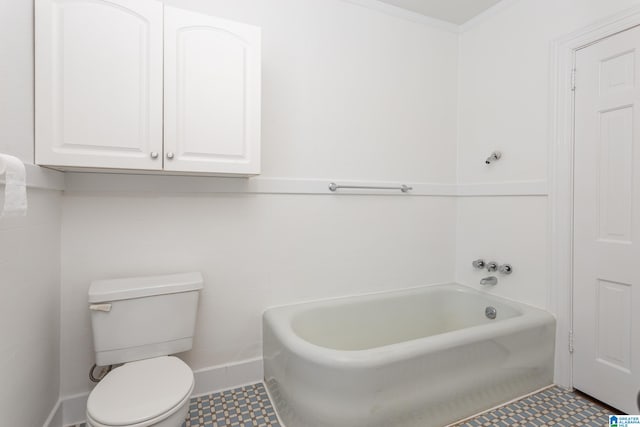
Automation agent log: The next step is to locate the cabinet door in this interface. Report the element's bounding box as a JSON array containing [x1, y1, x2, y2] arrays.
[[35, 0, 163, 170], [164, 6, 261, 175]]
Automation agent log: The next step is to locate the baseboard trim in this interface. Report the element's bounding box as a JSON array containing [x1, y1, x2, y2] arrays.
[[57, 358, 264, 425], [192, 357, 264, 397], [42, 399, 63, 427], [60, 392, 89, 427], [443, 384, 555, 426]]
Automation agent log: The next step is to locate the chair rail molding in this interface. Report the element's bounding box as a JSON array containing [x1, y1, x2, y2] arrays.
[[63, 173, 547, 197], [0, 164, 65, 191], [548, 3, 640, 390]]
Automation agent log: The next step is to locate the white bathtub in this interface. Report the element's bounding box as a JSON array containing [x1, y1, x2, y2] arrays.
[[263, 283, 555, 427]]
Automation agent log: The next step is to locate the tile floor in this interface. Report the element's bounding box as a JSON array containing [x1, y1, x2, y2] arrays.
[[70, 383, 279, 427], [68, 383, 614, 427], [452, 386, 612, 427], [183, 383, 280, 427]]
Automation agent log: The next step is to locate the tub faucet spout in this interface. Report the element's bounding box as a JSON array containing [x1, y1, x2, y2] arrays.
[[480, 276, 498, 286]]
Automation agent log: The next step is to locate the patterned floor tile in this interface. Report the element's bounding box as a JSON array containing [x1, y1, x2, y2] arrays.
[[66, 383, 616, 427], [451, 386, 613, 427], [66, 383, 279, 427], [183, 383, 280, 427]]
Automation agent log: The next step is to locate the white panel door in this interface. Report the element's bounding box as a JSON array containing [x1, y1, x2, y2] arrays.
[[164, 6, 261, 175], [574, 25, 640, 414], [35, 0, 163, 170]]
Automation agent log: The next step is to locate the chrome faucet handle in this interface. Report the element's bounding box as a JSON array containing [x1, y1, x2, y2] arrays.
[[485, 151, 502, 165], [472, 259, 485, 269], [486, 262, 498, 272], [498, 264, 513, 275]]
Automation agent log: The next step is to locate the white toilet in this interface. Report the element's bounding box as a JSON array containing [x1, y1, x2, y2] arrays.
[[86, 272, 203, 427]]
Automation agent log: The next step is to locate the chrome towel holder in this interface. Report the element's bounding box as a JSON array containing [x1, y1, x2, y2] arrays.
[[328, 182, 413, 193]]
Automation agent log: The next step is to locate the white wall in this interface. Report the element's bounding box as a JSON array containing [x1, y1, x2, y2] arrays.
[[59, 0, 460, 397], [163, 0, 459, 183], [0, 1, 62, 425], [455, 196, 548, 308], [0, 0, 35, 164], [455, 0, 640, 308], [52, 0, 640, 402], [61, 194, 456, 395], [458, 0, 640, 184], [0, 190, 62, 426]]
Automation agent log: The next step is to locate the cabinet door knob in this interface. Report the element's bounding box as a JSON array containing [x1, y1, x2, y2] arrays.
[[166, 152, 175, 160], [150, 152, 159, 159]]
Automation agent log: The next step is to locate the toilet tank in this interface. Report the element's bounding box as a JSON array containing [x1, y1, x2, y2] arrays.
[[89, 272, 203, 366]]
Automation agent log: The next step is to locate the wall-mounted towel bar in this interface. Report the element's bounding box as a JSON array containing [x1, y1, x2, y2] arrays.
[[328, 182, 412, 193]]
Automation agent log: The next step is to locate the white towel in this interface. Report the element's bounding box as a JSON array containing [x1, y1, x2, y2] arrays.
[[0, 153, 28, 217]]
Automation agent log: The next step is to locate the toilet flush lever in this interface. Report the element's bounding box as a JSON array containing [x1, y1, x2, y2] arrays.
[[89, 304, 112, 312]]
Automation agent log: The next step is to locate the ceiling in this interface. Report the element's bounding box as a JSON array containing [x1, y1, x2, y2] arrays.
[[377, 0, 503, 25]]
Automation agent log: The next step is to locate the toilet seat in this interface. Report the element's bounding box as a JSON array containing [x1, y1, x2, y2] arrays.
[[87, 356, 194, 427]]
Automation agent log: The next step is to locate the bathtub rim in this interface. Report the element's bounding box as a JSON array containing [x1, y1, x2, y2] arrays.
[[263, 283, 556, 368]]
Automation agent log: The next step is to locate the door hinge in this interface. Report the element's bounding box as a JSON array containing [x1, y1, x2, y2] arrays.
[[568, 330, 574, 353], [571, 68, 577, 91]]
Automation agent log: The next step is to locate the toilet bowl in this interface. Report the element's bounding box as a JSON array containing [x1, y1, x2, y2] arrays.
[[86, 357, 194, 427]]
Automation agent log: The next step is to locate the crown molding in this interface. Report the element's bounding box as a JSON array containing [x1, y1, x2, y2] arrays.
[[459, 0, 522, 33], [340, 0, 460, 34], [341, 0, 524, 35]]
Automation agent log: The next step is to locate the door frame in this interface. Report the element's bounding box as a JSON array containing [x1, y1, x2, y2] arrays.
[[549, 4, 640, 389]]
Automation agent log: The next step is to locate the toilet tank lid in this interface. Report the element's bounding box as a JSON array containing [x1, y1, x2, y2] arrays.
[[89, 272, 203, 303]]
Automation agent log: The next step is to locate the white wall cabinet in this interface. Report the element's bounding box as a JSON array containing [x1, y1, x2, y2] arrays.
[[35, 0, 261, 176], [164, 6, 261, 175], [35, 0, 164, 170]]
